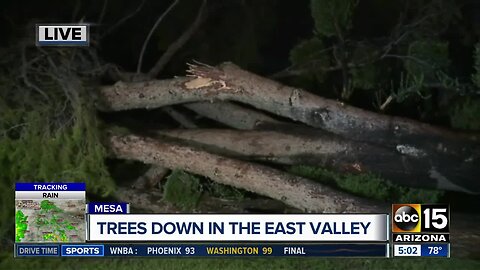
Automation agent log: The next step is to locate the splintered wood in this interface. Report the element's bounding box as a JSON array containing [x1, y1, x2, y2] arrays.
[[184, 61, 230, 90]]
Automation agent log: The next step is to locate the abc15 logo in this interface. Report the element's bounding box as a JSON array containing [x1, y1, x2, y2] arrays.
[[392, 204, 449, 233]]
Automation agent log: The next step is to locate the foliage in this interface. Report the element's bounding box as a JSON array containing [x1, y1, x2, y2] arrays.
[[163, 170, 245, 209], [473, 43, 480, 88], [205, 181, 245, 200], [163, 170, 202, 211], [408, 0, 462, 38], [447, 43, 480, 131], [348, 42, 381, 90], [393, 72, 430, 103], [351, 64, 377, 90], [289, 37, 330, 83], [310, 0, 357, 37], [162, 168, 246, 209], [405, 40, 450, 83], [0, 107, 115, 240], [289, 0, 477, 123], [450, 98, 480, 131], [0, 100, 114, 188], [445, 42, 480, 131], [288, 165, 444, 203], [0, 46, 114, 243]]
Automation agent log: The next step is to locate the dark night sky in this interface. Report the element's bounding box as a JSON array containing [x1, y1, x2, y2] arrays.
[[0, 1, 314, 77]]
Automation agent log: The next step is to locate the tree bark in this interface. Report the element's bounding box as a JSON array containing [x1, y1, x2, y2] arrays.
[[156, 129, 461, 191], [107, 134, 383, 213], [184, 101, 281, 130], [97, 62, 480, 193], [98, 62, 478, 145], [131, 166, 169, 190]]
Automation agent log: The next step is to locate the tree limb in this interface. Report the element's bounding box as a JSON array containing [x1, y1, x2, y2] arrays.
[[131, 166, 169, 190], [148, 0, 208, 78], [101, 0, 146, 38], [136, 0, 180, 74], [162, 107, 198, 128], [184, 101, 280, 130]]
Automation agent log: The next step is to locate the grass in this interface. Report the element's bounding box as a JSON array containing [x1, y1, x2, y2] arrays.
[[2, 253, 480, 270], [288, 165, 444, 203], [163, 170, 203, 211]]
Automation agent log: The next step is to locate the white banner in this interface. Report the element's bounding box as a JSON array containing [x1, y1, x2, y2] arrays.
[[87, 214, 388, 242], [15, 191, 85, 200]]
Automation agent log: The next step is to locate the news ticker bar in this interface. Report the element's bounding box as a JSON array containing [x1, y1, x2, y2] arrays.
[[15, 243, 389, 258]]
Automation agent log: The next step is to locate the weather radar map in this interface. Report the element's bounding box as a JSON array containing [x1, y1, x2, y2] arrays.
[[15, 183, 86, 243], [15, 200, 85, 242]]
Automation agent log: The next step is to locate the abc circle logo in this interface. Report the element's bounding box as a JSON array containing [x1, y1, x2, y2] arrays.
[[392, 204, 449, 233], [394, 206, 419, 231], [392, 204, 421, 232]]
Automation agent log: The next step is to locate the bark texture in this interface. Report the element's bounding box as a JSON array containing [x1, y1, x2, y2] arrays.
[[156, 129, 448, 190], [108, 134, 382, 213]]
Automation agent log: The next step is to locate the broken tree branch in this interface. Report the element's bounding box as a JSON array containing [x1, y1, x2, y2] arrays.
[[162, 106, 198, 128], [148, 0, 208, 78], [136, 0, 179, 74], [131, 166, 170, 190], [102, 0, 146, 38]]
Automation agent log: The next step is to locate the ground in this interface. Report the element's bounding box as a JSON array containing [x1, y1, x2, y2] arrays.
[[1, 255, 480, 270]]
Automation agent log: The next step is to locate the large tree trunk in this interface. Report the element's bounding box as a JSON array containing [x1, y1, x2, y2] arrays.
[[98, 62, 480, 193], [98, 62, 478, 146], [107, 134, 382, 213], [156, 129, 449, 191]]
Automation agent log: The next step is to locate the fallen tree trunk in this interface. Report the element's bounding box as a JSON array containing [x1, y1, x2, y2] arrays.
[[98, 62, 479, 154], [156, 129, 458, 191], [107, 133, 383, 213], [184, 101, 281, 130], [98, 62, 480, 193]]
